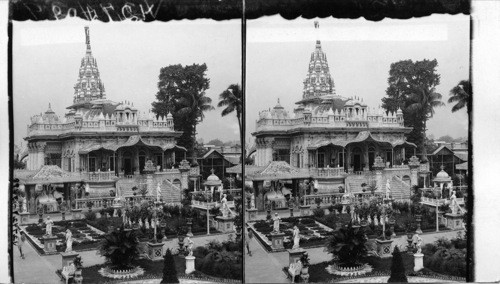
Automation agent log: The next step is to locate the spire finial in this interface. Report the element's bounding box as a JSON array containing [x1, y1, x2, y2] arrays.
[[278, 98, 280, 104], [85, 26, 91, 52]]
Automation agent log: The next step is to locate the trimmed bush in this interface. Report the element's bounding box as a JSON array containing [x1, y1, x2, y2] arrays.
[[161, 249, 179, 283], [388, 246, 408, 282]]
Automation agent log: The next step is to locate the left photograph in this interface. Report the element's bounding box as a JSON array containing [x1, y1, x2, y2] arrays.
[[11, 20, 243, 283]]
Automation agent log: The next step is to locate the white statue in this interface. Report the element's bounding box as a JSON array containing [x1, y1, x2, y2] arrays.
[[45, 217, 54, 236], [250, 192, 255, 209], [65, 229, 73, 252], [22, 198, 27, 213], [385, 179, 391, 199], [450, 190, 460, 214], [156, 182, 162, 202], [221, 194, 229, 217], [273, 213, 281, 233], [292, 226, 300, 249], [185, 236, 194, 256], [413, 234, 422, 254]]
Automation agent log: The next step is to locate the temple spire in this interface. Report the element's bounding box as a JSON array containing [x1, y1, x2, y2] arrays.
[[85, 26, 91, 54]]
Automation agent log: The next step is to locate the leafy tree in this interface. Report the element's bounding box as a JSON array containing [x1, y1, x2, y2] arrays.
[[382, 59, 443, 161], [161, 249, 179, 283], [448, 79, 471, 113], [152, 64, 213, 162], [98, 226, 140, 269], [206, 138, 224, 146], [388, 246, 408, 282], [217, 84, 243, 149], [437, 135, 454, 143]]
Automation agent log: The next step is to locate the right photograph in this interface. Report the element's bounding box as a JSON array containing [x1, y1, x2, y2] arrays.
[[244, 15, 470, 283]]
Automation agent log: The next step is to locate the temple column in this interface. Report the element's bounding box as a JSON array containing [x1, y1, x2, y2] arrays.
[[263, 138, 274, 165], [408, 156, 420, 186], [364, 143, 369, 170], [346, 146, 352, 172]]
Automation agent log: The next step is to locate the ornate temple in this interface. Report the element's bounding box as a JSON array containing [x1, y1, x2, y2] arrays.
[[248, 35, 427, 211], [16, 27, 197, 214]]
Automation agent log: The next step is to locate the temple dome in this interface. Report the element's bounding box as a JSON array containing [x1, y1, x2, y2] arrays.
[[207, 173, 220, 181], [436, 169, 450, 179]]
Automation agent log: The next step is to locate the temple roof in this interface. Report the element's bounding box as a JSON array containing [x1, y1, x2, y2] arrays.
[[78, 135, 186, 154], [246, 161, 310, 181], [307, 131, 417, 149]]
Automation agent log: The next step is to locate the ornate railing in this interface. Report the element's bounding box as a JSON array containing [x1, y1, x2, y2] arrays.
[[191, 200, 235, 209], [75, 197, 115, 210], [87, 171, 115, 181], [312, 167, 345, 177], [421, 197, 465, 206], [304, 193, 344, 206]]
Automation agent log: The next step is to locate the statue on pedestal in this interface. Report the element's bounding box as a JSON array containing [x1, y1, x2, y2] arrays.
[[273, 213, 281, 233], [65, 229, 73, 252], [292, 225, 300, 249], [45, 217, 54, 236], [22, 198, 27, 213], [413, 233, 422, 253], [250, 192, 255, 209]]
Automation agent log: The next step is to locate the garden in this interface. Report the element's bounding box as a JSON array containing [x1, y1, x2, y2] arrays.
[[23, 219, 105, 254], [299, 224, 466, 283]]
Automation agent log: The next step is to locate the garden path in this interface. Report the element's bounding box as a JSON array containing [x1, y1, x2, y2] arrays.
[[13, 232, 232, 284]]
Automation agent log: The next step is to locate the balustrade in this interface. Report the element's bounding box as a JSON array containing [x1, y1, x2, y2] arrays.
[[313, 167, 345, 177], [87, 171, 115, 181], [75, 197, 115, 210]]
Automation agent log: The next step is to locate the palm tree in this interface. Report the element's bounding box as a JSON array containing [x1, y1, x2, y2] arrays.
[[448, 80, 471, 113], [176, 87, 214, 163], [326, 222, 368, 266], [217, 84, 243, 148], [406, 86, 445, 162], [98, 226, 141, 269]]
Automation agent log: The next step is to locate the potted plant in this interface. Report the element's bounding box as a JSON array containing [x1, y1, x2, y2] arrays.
[[73, 256, 83, 283], [300, 252, 310, 274]]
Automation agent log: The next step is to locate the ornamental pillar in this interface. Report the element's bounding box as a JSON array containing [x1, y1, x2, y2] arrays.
[[372, 156, 386, 190], [263, 138, 274, 165], [408, 156, 420, 186]]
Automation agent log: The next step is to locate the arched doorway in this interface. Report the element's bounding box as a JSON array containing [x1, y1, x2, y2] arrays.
[[352, 147, 362, 172], [123, 151, 132, 175]]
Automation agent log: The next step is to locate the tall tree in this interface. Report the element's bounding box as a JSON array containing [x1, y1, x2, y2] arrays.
[[381, 59, 442, 162], [152, 64, 213, 163], [448, 79, 471, 113], [217, 84, 243, 149], [407, 85, 445, 161]]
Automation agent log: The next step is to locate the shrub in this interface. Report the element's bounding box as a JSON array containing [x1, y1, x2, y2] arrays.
[[312, 208, 325, 218], [98, 227, 140, 269], [388, 246, 408, 282], [161, 249, 179, 283], [85, 211, 97, 221]]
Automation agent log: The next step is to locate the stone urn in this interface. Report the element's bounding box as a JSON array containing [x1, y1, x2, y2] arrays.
[[415, 214, 423, 234]]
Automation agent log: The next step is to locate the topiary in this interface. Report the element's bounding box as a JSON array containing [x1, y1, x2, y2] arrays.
[[161, 248, 179, 283], [388, 246, 407, 282]]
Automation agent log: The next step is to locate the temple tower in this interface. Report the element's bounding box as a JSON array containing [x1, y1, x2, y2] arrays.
[[302, 21, 335, 99], [72, 27, 106, 105]]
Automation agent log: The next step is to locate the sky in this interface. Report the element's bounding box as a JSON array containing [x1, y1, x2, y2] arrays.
[[13, 19, 241, 147], [246, 14, 470, 144]]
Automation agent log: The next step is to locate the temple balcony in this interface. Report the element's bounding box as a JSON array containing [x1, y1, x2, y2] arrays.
[[303, 191, 384, 206], [420, 196, 465, 207]]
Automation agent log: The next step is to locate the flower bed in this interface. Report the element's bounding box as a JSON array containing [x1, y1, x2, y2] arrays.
[[22, 220, 105, 254], [250, 217, 335, 252]]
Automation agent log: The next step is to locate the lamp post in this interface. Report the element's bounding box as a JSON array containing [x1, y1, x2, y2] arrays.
[[434, 188, 440, 232]]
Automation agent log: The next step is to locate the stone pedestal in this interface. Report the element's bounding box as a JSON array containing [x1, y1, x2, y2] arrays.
[[216, 216, 235, 233], [270, 232, 285, 251], [445, 213, 464, 230], [43, 235, 58, 254], [375, 239, 393, 258], [413, 252, 424, 272], [246, 208, 257, 221], [19, 212, 30, 225], [147, 242, 164, 261], [299, 205, 310, 216], [61, 251, 79, 269], [288, 248, 305, 266], [71, 209, 82, 220], [185, 255, 196, 274]]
